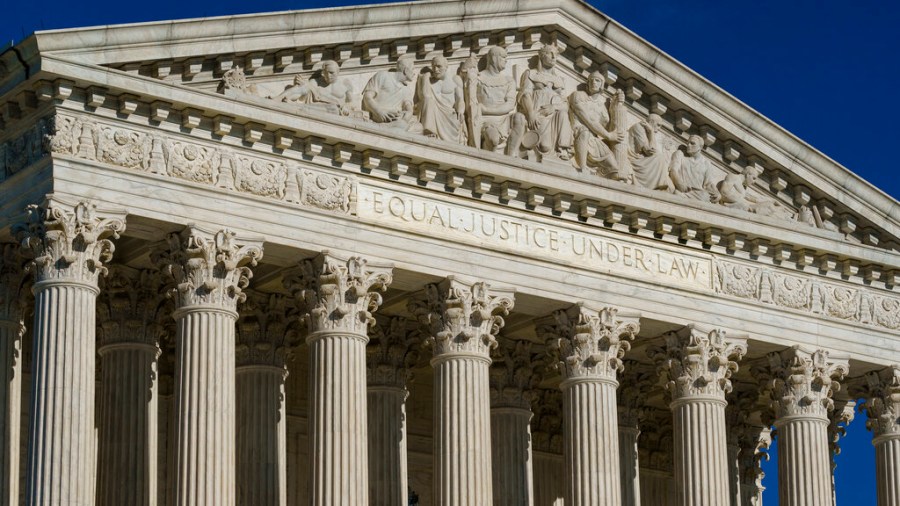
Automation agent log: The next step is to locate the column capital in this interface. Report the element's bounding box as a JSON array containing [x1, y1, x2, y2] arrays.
[[737, 423, 772, 493], [649, 325, 747, 401], [367, 316, 420, 388], [638, 408, 675, 472], [860, 365, 900, 439], [13, 196, 126, 286], [532, 387, 563, 454], [537, 304, 640, 383], [283, 252, 393, 337], [758, 346, 850, 421], [490, 338, 543, 409], [618, 360, 656, 428], [408, 277, 514, 359], [0, 242, 29, 324], [236, 291, 298, 368], [152, 225, 263, 312], [97, 266, 168, 350]]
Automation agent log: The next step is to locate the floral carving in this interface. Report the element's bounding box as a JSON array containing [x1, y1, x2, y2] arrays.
[[618, 360, 656, 428], [407, 278, 514, 358], [236, 156, 286, 198], [648, 325, 747, 400], [13, 197, 127, 285], [97, 266, 168, 348], [536, 304, 640, 382], [758, 346, 849, 420], [531, 388, 563, 453], [1, 116, 55, 177], [714, 262, 760, 299], [151, 226, 263, 311], [638, 409, 675, 471], [96, 126, 152, 170], [490, 338, 543, 409], [874, 298, 900, 330], [860, 366, 900, 439], [367, 316, 420, 388], [167, 141, 218, 183], [283, 253, 392, 337], [236, 291, 298, 368], [285, 169, 354, 214]]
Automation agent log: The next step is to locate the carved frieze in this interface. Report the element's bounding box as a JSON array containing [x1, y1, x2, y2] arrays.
[[715, 258, 900, 332], [0, 116, 55, 179]]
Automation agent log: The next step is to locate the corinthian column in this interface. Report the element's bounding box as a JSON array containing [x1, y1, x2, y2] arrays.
[[618, 362, 655, 506], [153, 226, 263, 506], [366, 316, 418, 506], [235, 292, 297, 506], [860, 366, 900, 506], [0, 244, 28, 506], [408, 278, 514, 506], [96, 267, 165, 506], [284, 253, 393, 506], [14, 198, 126, 506], [537, 304, 641, 506], [759, 346, 849, 506], [489, 338, 541, 506], [649, 325, 747, 506]]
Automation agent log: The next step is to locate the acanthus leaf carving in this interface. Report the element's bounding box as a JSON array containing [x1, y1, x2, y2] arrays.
[[531, 387, 563, 454], [0, 243, 29, 363], [648, 325, 747, 400], [13, 197, 127, 285], [489, 338, 544, 409], [618, 360, 656, 428], [407, 277, 514, 359], [97, 266, 169, 348], [536, 304, 640, 382], [860, 365, 900, 439], [236, 291, 298, 368], [151, 226, 263, 311], [283, 253, 393, 337], [367, 316, 420, 388], [756, 346, 850, 420]]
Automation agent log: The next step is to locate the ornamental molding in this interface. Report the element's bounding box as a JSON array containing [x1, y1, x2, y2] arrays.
[[857, 365, 900, 439], [407, 277, 515, 359], [756, 346, 850, 421]]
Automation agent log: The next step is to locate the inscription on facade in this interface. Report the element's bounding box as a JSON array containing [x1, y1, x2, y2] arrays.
[[358, 186, 713, 290]]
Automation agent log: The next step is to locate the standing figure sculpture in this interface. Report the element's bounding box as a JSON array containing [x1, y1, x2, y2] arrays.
[[416, 56, 465, 143], [270, 60, 356, 116], [517, 44, 573, 161], [362, 57, 423, 133], [465, 46, 526, 156], [628, 113, 672, 191], [568, 71, 630, 181], [669, 134, 720, 202]]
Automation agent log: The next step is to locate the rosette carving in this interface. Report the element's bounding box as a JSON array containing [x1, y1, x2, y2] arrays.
[[367, 316, 420, 388], [236, 291, 298, 368], [648, 325, 747, 401], [490, 338, 543, 409], [407, 278, 514, 358], [758, 346, 849, 420], [283, 253, 393, 336], [860, 365, 900, 439], [13, 197, 126, 285], [97, 266, 168, 348], [537, 304, 640, 382], [151, 226, 263, 311]]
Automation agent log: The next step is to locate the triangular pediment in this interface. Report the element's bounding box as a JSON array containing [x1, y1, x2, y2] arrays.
[[1, 0, 898, 278]]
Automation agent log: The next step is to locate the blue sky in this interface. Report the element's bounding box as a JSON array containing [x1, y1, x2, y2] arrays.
[[4, 1, 897, 503]]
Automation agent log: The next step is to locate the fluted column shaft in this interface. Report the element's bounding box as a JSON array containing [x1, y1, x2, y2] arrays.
[[672, 397, 730, 506], [619, 426, 641, 506], [491, 407, 534, 505], [875, 435, 900, 506], [236, 365, 287, 506], [26, 281, 98, 506], [727, 442, 741, 506], [433, 353, 493, 504], [173, 307, 237, 505], [0, 319, 23, 506], [776, 415, 831, 506], [97, 343, 159, 506], [563, 378, 621, 506], [368, 386, 408, 506]]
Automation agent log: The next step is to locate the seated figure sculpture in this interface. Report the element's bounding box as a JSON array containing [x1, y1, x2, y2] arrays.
[[270, 60, 356, 116], [517, 44, 573, 161], [416, 56, 465, 144], [465, 46, 525, 156], [362, 57, 423, 133], [628, 113, 672, 191], [568, 71, 630, 181], [669, 134, 720, 202]]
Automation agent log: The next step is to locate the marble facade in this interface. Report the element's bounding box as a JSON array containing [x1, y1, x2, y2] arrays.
[[1, 0, 900, 505]]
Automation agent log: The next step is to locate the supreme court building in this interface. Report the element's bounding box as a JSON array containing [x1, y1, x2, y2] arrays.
[[1, 1, 899, 505]]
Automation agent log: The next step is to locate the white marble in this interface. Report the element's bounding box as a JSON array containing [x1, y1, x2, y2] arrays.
[[0, 244, 26, 506]]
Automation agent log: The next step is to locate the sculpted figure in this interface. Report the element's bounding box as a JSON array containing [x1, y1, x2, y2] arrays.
[[465, 46, 525, 155], [517, 44, 573, 160], [719, 165, 794, 219], [568, 71, 631, 181], [362, 57, 423, 133], [669, 134, 720, 202], [628, 113, 673, 191], [416, 56, 465, 143], [271, 60, 355, 116]]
